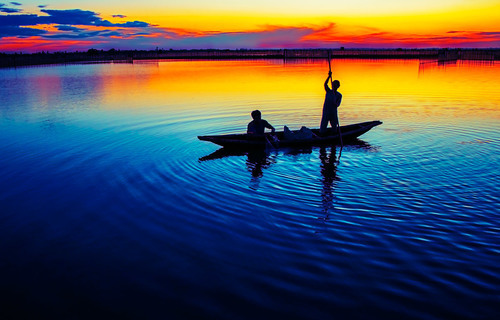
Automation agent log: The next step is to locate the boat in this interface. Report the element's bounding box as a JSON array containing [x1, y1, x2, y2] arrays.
[[198, 120, 382, 149]]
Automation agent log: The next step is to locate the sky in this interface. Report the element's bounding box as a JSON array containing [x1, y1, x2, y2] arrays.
[[1, 0, 499, 52]]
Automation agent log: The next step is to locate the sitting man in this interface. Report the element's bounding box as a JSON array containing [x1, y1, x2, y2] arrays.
[[247, 110, 275, 135]]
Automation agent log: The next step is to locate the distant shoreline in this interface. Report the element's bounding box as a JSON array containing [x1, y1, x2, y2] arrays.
[[1, 48, 499, 68]]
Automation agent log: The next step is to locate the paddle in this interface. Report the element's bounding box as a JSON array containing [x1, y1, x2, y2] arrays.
[[327, 50, 343, 149], [265, 133, 279, 150]]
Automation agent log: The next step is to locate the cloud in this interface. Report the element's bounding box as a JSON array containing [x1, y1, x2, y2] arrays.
[[10, 2, 22, 5], [478, 31, 500, 36], [0, 9, 150, 28], [0, 26, 46, 37], [38, 5, 47, 8], [299, 26, 500, 49], [112, 15, 126, 18], [38, 9, 150, 27], [0, 14, 42, 27], [56, 25, 83, 32], [0, 3, 21, 13], [0, 8, 152, 39], [114, 21, 149, 28], [45, 30, 102, 39]]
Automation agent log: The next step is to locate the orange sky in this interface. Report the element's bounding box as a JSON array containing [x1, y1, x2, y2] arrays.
[[1, 1, 499, 52]]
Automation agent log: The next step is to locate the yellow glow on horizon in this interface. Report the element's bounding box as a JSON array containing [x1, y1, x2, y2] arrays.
[[99, 60, 500, 124]]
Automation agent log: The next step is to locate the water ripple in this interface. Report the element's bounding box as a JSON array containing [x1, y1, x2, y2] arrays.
[[1, 60, 500, 319]]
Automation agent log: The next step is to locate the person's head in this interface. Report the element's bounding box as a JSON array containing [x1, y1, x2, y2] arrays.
[[251, 110, 261, 120], [332, 80, 340, 90]]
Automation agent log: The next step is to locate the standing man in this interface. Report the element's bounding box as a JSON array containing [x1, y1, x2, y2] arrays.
[[320, 71, 342, 134]]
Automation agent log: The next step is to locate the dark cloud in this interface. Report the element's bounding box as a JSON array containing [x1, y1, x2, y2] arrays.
[[0, 8, 151, 38], [0, 14, 40, 27], [478, 32, 500, 36], [0, 5, 21, 13], [38, 5, 47, 8], [10, 2, 22, 5], [45, 30, 102, 38], [45, 23, 146, 40], [39, 9, 150, 28], [119, 21, 149, 28], [40, 9, 105, 26], [112, 14, 126, 18], [0, 9, 149, 28], [99, 31, 121, 37], [45, 29, 127, 39], [56, 25, 83, 32], [0, 26, 46, 37]]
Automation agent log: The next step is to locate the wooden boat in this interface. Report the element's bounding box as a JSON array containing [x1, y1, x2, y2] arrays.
[[198, 120, 382, 149]]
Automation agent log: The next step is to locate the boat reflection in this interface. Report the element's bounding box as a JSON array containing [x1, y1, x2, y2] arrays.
[[200, 138, 375, 170], [199, 138, 377, 193], [199, 148, 278, 189], [245, 149, 276, 178]]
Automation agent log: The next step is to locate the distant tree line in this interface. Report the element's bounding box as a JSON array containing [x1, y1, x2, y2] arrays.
[[1, 48, 499, 68]]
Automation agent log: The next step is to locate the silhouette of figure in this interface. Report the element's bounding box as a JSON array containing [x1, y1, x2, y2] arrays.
[[246, 150, 273, 178], [246, 150, 276, 190], [247, 110, 275, 135], [320, 72, 342, 134], [319, 146, 339, 219]]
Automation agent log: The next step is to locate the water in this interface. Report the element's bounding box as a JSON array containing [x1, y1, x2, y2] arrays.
[[1, 59, 499, 319]]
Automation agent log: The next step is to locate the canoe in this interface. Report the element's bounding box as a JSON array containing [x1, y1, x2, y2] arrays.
[[198, 120, 382, 149]]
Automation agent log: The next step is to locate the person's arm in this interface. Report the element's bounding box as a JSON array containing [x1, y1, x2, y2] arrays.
[[264, 121, 275, 133], [324, 71, 332, 92]]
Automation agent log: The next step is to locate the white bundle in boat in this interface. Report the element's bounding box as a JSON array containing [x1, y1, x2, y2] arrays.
[[283, 126, 315, 140]]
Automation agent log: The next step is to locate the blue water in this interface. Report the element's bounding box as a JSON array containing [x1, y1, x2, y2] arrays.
[[1, 60, 499, 319]]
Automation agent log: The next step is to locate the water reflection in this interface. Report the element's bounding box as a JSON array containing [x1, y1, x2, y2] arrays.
[[199, 139, 377, 195], [2, 57, 500, 320], [199, 148, 278, 189], [319, 146, 339, 220], [246, 150, 275, 178]]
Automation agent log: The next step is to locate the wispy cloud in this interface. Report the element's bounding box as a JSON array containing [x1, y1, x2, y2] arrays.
[[56, 25, 84, 32], [0, 3, 21, 13], [301, 26, 500, 48]]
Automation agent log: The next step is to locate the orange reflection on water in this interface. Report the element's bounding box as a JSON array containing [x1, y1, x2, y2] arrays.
[[100, 59, 500, 123]]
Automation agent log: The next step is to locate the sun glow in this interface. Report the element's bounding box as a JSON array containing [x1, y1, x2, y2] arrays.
[[95, 59, 500, 123]]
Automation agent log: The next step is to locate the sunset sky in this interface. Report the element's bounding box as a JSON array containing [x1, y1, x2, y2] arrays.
[[1, 0, 499, 52]]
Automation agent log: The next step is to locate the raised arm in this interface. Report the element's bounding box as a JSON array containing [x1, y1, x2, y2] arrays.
[[324, 71, 332, 92]]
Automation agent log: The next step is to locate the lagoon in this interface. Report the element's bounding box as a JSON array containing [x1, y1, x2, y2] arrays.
[[1, 59, 499, 319]]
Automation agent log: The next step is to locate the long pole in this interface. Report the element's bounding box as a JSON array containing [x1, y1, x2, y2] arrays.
[[328, 50, 343, 149]]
